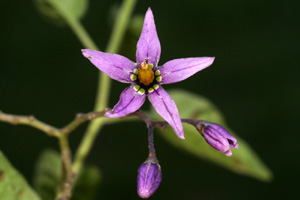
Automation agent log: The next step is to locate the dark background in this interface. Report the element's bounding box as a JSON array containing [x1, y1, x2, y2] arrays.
[[0, 0, 299, 199]]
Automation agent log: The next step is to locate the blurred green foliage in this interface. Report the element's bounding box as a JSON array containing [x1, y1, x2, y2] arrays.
[[33, 150, 101, 200], [35, 0, 88, 25], [0, 151, 41, 200]]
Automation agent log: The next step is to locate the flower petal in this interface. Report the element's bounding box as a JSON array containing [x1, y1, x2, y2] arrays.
[[82, 49, 136, 83], [203, 125, 230, 153], [210, 123, 238, 148], [136, 8, 161, 66], [159, 57, 215, 84], [148, 87, 184, 139], [105, 86, 146, 118], [137, 159, 162, 199]]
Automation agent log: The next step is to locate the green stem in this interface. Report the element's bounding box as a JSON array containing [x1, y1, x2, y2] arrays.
[[72, 0, 137, 174], [95, 0, 138, 111], [49, 0, 99, 50], [49, 0, 137, 181], [57, 134, 73, 200], [65, 16, 98, 50]]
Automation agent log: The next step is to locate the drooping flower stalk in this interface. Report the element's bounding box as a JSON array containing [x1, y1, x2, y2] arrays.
[[147, 126, 156, 158], [137, 126, 162, 199]]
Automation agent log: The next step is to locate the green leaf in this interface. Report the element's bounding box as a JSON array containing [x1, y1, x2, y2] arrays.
[[72, 165, 101, 200], [0, 151, 41, 200], [35, 0, 88, 25], [149, 90, 273, 181], [33, 150, 61, 200], [33, 149, 101, 200]]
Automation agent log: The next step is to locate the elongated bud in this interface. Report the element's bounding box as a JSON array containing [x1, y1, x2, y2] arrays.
[[137, 157, 162, 199], [199, 123, 238, 156]]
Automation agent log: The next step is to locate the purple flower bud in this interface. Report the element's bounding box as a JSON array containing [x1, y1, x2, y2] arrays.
[[200, 123, 238, 156], [137, 157, 162, 199]]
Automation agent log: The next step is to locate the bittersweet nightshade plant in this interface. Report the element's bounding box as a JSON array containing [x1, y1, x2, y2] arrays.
[[0, 1, 274, 200], [82, 8, 215, 139], [200, 122, 238, 156]]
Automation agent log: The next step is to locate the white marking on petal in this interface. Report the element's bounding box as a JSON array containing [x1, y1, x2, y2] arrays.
[[148, 88, 154, 93], [133, 69, 139, 75], [133, 85, 140, 91], [156, 76, 162, 82], [130, 74, 137, 81], [155, 70, 160, 76], [138, 88, 145, 95]]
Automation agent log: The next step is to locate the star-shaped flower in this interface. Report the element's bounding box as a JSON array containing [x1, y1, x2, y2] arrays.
[[82, 8, 215, 139]]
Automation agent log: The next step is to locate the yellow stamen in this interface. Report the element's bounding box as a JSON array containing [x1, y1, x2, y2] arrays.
[[140, 62, 148, 70], [138, 62, 154, 85]]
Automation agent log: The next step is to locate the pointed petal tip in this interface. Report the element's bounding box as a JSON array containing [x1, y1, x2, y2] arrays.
[[105, 110, 126, 118], [138, 190, 152, 199], [104, 111, 114, 118], [201, 57, 215, 67], [136, 6, 161, 65], [144, 7, 154, 22], [104, 110, 129, 118], [224, 150, 232, 156], [177, 132, 185, 140], [146, 7, 153, 15], [207, 57, 215, 66], [81, 49, 90, 58]]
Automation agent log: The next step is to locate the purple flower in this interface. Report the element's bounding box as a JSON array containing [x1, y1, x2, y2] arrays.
[[200, 123, 238, 156], [82, 8, 215, 139], [137, 157, 162, 199]]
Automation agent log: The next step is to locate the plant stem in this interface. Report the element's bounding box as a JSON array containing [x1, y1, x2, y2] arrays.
[[95, 0, 138, 111], [49, 0, 99, 50], [48, 0, 137, 195], [57, 134, 73, 199], [148, 126, 156, 158], [72, 0, 137, 175], [0, 111, 61, 137]]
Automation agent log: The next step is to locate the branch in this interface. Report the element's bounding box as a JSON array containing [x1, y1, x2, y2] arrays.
[[0, 109, 207, 200], [0, 111, 61, 137], [61, 109, 108, 135], [0, 109, 106, 200], [0, 110, 107, 137], [132, 110, 207, 131], [0, 109, 206, 139]]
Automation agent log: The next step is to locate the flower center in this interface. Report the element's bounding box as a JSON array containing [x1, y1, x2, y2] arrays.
[[138, 61, 155, 86]]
